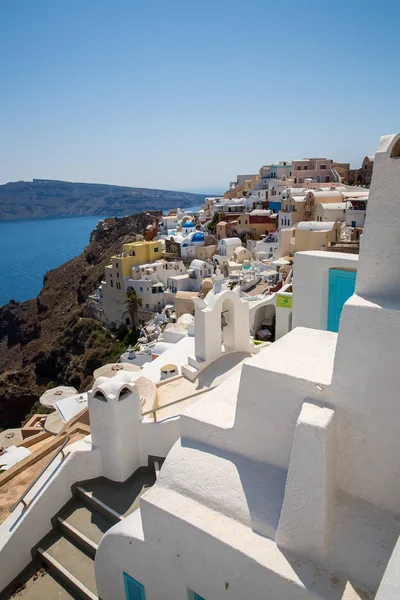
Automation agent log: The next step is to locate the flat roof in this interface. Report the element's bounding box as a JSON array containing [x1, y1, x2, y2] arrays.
[[175, 291, 201, 298]]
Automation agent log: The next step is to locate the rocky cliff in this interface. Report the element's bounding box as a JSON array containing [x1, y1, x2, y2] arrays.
[[0, 212, 160, 428], [0, 179, 207, 221]]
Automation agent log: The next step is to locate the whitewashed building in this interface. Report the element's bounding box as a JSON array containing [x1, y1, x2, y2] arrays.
[[217, 237, 242, 258]]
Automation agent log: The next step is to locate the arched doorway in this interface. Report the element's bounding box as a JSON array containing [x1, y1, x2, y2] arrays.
[[253, 304, 276, 341], [221, 297, 236, 352]]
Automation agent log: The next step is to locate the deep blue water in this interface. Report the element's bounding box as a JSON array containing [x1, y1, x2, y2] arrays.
[[0, 205, 205, 307], [0, 216, 105, 306]]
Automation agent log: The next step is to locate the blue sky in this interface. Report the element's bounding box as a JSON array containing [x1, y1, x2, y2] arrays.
[[1, 0, 399, 194]]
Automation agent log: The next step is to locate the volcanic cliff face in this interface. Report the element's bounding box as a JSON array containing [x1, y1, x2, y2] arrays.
[[0, 179, 206, 221], [0, 212, 160, 428]]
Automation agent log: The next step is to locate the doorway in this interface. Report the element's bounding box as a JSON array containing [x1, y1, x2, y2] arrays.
[[327, 269, 357, 332]]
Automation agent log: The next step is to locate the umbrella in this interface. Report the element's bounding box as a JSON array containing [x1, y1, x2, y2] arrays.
[[43, 412, 64, 435], [40, 386, 78, 409], [93, 362, 141, 380]]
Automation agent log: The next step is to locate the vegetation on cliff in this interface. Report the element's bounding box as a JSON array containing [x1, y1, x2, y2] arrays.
[[0, 212, 159, 428]]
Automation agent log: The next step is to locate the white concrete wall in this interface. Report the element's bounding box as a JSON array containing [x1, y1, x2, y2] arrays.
[[0, 440, 101, 593], [277, 402, 336, 561], [89, 381, 142, 482], [345, 209, 366, 228], [331, 294, 400, 513], [356, 134, 400, 302], [168, 275, 191, 293], [95, 497, 322, 600], [292, 251, 358, 331], [139, 417, 181, 464], [275, 292, 292, 340]]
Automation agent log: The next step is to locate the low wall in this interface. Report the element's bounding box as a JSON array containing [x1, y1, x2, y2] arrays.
[[140, 417, 181, 465], [0, 439, 101, 593], [292, 251, 358, 331]]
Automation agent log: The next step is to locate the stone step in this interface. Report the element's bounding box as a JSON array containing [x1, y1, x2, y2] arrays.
[[76, 466, 156, 518], [37, 532, 98, 600], [181, 363, 200, 382], [187, 355, 202, 369], [56, 517, 98, 560], [74, 486, 122, 524], [57, 498, 114, 547]]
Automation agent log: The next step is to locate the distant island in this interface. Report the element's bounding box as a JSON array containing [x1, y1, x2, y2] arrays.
[[0, 179, 208, 221]]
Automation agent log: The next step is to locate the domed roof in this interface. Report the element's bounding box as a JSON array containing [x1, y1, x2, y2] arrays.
[[192, 232, 205, 241], [183, 221, 195, 228]]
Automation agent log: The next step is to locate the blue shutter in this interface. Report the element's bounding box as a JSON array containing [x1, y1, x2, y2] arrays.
[[124, 573, 145, 600]]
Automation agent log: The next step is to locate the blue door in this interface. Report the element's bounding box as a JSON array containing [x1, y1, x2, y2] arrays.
[[328, 269, 356, 332], [124, 573, 145, 600]]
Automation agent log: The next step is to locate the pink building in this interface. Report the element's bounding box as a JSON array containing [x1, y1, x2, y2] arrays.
[[292, 158, 336, 184]]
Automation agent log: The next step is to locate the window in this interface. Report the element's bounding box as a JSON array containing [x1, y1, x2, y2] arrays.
[[320, 164, 326, 169], [124, 573, 145, 599], [297, 166, 301, 170], [154, 247, 159, 253], [304, 166, 308, 170], [140, 287, 143, 292], [131, 250, 136, 256], [298, 178, 303, 184], [351, 221, 356, 228], [125, 317, 131, 326], [145, 304, 149, 308], [110, 280, 114, 287], [117, 272, 119, 278], [115, 262, 119, 268], [325, 176, 330, 182]]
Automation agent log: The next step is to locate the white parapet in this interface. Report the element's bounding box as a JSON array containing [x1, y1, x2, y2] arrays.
[[88, 373, 142, 482], [276, 402, 336, 561]]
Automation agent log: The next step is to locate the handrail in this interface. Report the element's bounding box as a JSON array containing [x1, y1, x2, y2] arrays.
[[142, 386, 218, 421], [10, 436, 71, 513]]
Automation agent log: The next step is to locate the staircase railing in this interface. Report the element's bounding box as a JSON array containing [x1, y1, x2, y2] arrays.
[[142, 386, 218, 422], [10, 436, 71, 513]]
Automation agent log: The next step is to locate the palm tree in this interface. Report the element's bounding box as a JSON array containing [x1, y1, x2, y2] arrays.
[[125, 290, 142, 328]]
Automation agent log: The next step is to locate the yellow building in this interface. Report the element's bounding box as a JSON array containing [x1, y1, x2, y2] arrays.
[[236, 213, 250, 233], [290, 221, 342, 254], [118, 241, 162, 276], [101, 241, 163, 326], [224, 185, 245, 199]]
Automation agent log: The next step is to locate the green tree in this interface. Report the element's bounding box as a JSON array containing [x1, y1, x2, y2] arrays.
[[125, 289, 142, 327], [206, 212, 220, 233]]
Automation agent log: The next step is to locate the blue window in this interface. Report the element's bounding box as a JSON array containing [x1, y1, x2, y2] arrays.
[[140, 287, 143, 292], [188, 590, 206, 600], [154, 247, 159, 252], [124, 573, 145, 600]]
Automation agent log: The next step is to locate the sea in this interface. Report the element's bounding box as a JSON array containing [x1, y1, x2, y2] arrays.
[[0, 207, 203, 307]]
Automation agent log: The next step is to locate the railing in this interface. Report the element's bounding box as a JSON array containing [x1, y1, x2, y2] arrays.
[[142, 386, 218, 422], [10, 436, 71, 513]]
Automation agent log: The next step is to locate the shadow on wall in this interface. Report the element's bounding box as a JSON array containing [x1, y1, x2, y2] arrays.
[[180, 438, 287, 540]]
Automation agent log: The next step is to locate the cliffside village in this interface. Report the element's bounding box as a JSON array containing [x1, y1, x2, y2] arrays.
[[87, 154, 369, 353], [2, 139, 400, 600]]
